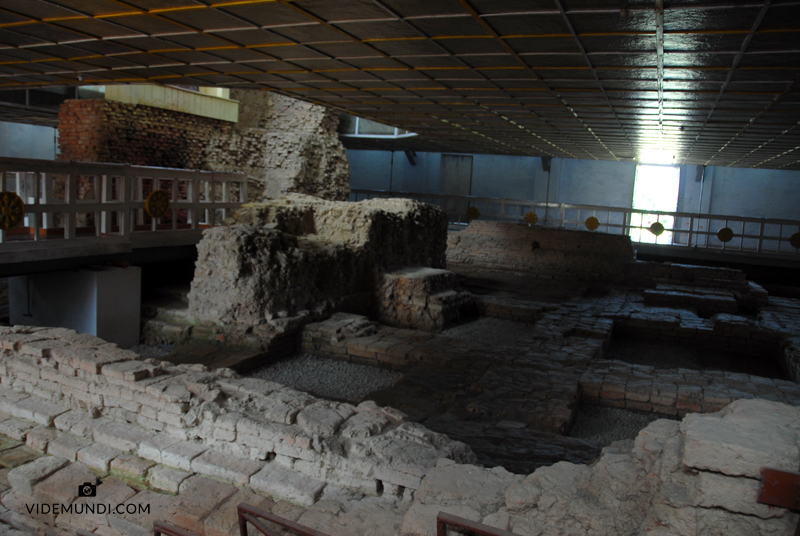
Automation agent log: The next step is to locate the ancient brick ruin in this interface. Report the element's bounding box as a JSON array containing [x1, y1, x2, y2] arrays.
[[57, 90, 350, 202], [1, 202, 800, 536]]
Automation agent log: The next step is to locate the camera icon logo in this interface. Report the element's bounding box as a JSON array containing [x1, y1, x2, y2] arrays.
[[78, 482, 96, 497]]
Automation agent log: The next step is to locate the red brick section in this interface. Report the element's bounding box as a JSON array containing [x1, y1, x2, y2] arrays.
[[58, 99, 232, 169], [580, 360, 800, 417]]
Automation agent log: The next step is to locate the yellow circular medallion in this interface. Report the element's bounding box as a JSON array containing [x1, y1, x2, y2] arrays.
[[649, 222, 665, 236], [789, 232, 800, 249], [524, 211, 538, 225], [585, 216, 600, 231], [466, 206, 480, 221], [717, 227, 734, 243], [145, 190, 171, 219], [0, 192, 25, 230]]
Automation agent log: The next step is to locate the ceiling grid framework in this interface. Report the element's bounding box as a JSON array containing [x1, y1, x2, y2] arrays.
[[0, 0, 798, 169]]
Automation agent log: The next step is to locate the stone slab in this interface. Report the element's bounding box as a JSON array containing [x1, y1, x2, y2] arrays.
[[47, 434, 92, 462], [191, 449, 264, 485], [161, 441, 207, 472], [76, 444, 122, 473], [250, 464, 326, 506], [147, 465, 192, 494], [7, 456, 69, 496], [165, 475, 237, 535], [33, 461, 97, 505]]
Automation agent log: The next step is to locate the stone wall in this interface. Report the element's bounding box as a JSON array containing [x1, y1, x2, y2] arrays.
[[398, 398, 800, 536], [57, 90, 350, 202], [205, 90, 350, 201], [0, 325, 475, 498], [58, 99, 229, 170], [447, 222, 768, 311], [188, 194, 449, 326], [447, 221, 636, 281]]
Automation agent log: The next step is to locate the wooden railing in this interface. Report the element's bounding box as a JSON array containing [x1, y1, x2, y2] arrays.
[[350, 189, 800, 258], [0, 157, 245, 262]]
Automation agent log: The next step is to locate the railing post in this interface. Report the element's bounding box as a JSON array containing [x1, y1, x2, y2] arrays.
[[42, 171, 54, 229], [32, 171, 40, 241], [172, 177, 179, 231], [188, 173, 197, 230], [100, 174, 111, 235], [152, 178, 159, 231], [560, 203, 565, 228], [120, 165, 131, 237], [65, 166, 77, 240]]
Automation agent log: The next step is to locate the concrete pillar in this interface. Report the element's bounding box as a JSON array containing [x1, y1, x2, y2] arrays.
[[9, 266, 141, 348]]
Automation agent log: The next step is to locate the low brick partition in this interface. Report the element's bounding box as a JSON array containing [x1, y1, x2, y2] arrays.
[[301, 313, 458, 371], [580, 359, 800, 416], [0, 325, 475, 500], [447, 222, 770, 313], [447, 221, 636, 281]]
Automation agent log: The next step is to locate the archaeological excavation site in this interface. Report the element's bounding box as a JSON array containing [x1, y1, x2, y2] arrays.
[[1, 1, 800, 535]]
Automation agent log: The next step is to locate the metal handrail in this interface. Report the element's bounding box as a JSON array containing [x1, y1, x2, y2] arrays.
[[153, 521, 201, 536], [237, 503, 331, 536], [0, 156, 246, 247], [437, 512, 519, 536], [350, 188, 800, 257]]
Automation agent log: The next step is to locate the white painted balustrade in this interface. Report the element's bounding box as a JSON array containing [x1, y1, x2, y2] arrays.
[[0, 157, 246, 264], [351, 188, 800, 258]]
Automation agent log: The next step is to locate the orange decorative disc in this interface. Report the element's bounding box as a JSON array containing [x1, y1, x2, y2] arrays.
[[145, 190, 171, 219], [717, 227, 734, 243], [585, 216, 600, 231], [466, 206, 480, 220], [0, 192, 25, 230], [524, 211, 538, 225], [649, 222, 665, 236]]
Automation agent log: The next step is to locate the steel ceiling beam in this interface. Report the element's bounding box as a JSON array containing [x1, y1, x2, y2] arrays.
[[681, 0, 773, 164]]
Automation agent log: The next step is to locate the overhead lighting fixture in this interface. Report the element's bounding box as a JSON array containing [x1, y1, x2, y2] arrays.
[[638, 149, 676, 165]]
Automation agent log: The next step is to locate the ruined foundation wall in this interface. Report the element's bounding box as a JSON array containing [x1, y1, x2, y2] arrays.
[[204, 90, 350, 201], [447, 221, 636, 281], [448, 221, 762, 294], [58, 99, 230, 170], [188, 194, 448, 325], [0, 325, 475, 496], [58, 91, 350, 202], [398, 398, 800, 536]]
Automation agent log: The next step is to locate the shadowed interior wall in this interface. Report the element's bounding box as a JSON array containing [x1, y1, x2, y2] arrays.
[[0, 121, 57, 160], [347, 149, 800, 220]]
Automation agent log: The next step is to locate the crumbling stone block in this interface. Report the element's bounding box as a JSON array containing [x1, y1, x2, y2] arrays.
[[376, 267, 477, 332], [188, 194, 448, 326]]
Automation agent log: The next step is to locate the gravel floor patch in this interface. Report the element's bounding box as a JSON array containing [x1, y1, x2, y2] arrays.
[[442, 317, 533, 347], [247, 353, 404, 403], [570, 404, 676, 447], [130, 344, 174, 359]]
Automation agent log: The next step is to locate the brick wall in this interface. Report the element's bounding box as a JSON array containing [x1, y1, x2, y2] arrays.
[[447, 221, 637, 282], [58, 99, 232, 169], [57, 91, 351, 202], [0, 325, 476, 496]]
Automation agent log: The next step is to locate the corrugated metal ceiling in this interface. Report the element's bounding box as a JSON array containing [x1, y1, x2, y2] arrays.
[[1, 0, 799, 169]]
